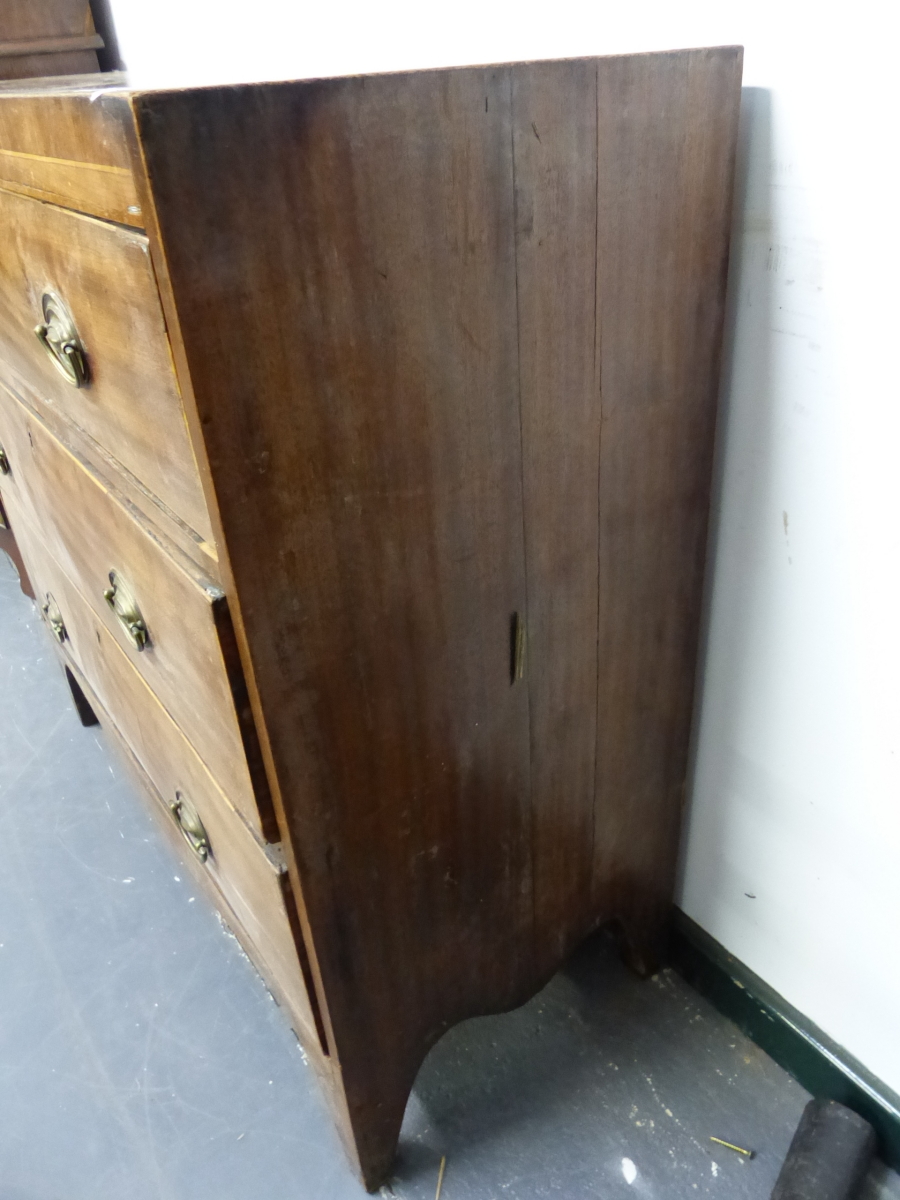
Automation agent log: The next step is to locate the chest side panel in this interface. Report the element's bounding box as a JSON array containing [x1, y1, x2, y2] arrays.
[[591, 49, 743, 955], [134, 67, 534, 1163]]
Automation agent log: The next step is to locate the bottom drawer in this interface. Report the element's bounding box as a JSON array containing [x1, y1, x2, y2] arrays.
[[16, 515, 321, 1050]]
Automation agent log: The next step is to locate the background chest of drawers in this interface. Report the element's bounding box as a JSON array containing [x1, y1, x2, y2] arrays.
[[0, 51, 742, 1190], [0, 0, 103, 83]]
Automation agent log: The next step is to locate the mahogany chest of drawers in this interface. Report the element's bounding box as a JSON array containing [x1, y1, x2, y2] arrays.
[[0, 0, 102, 83], [0, 50, 742, 1189]]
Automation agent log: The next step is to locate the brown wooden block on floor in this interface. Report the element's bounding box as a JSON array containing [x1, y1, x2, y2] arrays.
[[772, 1100, 877, 1200]]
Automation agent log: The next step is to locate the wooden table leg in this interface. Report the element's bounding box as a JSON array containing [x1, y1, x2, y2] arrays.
[[0, 524, 35, 599]]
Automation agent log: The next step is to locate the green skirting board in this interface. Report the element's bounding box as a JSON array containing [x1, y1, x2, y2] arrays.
[[668, 908, 900, 1172]]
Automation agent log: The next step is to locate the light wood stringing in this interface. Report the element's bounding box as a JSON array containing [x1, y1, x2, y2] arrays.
[[0, 77, 137, 222], [0, 147, 139, 227]]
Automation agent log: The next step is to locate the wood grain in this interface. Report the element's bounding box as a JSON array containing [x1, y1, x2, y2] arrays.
[[511, 59, 602, 976], [0, 186, 209, 539], [0, 382, 274, 841], [592, 49, 742, 968], [0, 372, 218, 574], [132, 52, 743, 1187], [136, 66, 534, 1184], [0, 79, 135, 219], [0, 148, 139, 226], [0, 75, 130, 164], [0, 52, 99, 81], [0, 0, 100, 82], [0, 35, 103, 58], [0, 0, 97, 43], [60, 50, 753, 1189]]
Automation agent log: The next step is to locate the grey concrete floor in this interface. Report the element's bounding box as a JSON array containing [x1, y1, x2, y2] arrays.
[[1, 549, 898, 1200]]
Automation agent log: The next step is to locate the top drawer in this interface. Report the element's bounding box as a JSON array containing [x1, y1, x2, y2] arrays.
[[0, 82, 140, 226], [0, 186, 213, 545]]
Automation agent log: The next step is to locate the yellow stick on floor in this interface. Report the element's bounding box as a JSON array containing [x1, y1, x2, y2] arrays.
[[710, 1136, 755, 1159], [435, 1154, 447, 1200]]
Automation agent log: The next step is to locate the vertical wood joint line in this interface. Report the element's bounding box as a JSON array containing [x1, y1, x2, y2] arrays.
[[590, 60, 603, 894], [507, 66, 536, 959]]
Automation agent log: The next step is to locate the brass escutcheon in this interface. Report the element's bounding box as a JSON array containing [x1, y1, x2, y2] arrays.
[[103, 570, 149, 652], [169, 791, 211, 863], [34, 290, 89, 388], [41, 593, 67, 643]]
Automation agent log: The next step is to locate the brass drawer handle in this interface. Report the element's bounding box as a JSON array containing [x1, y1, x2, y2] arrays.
[[0, 443, 9, 475], [103, 570, 149, 651], [169, 791, 211, 862], [34, 290, 89, 388], [41, 592, 68, 643]]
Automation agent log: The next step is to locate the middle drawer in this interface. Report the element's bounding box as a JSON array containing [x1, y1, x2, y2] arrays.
[[0, 380, 272, 841]]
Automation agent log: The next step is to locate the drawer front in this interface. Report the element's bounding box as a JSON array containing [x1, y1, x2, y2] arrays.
[[0, 382, 268, 839], [14, 518, 317, 1044], [0, 86, 141, 227], [0, 185, 212, 543]]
